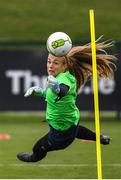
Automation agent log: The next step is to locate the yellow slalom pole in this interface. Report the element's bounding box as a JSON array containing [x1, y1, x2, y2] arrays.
[[89, 9, 102, 179]]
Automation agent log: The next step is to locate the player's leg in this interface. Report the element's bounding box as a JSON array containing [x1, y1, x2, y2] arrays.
[[76, 125, 96, 140], [76, 125, 111, 145], [17, 125, 78, 162]]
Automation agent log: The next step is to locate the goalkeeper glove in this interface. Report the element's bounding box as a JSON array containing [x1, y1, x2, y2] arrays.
[[47, 75, 60, 94], [24, 86, 46, 97]]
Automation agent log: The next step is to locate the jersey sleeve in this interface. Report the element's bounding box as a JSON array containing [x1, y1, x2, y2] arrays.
[[55, 83, 69, 102]]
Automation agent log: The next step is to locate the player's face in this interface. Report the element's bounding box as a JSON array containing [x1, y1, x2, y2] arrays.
[[47, 54, 68, 76]]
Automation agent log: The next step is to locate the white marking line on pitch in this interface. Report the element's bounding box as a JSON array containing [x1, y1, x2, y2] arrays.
[[0, 163, 121, 167]]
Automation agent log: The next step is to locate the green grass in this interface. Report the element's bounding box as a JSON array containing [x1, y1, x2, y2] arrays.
[[0, 0, 121, 41], [0, 114, 121, 179]]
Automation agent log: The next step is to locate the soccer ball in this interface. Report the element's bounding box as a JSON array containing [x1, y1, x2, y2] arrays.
[[46, 32, 72, 56]]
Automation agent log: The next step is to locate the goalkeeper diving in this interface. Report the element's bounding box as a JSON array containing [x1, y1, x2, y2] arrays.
[[17, 34, 117, 162]]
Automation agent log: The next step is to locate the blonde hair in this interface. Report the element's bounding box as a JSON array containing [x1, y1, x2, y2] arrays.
[[65, 37, 117, 90]]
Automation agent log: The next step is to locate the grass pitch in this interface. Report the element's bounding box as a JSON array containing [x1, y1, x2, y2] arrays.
[[0, 0, 121, 41], [0, 114, 121, 179]]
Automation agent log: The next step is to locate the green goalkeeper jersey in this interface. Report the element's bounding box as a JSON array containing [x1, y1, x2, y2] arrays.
[[45, 71, 80, 131]]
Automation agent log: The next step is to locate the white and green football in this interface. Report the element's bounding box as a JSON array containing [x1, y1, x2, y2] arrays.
[[46, 32, 72, 57]]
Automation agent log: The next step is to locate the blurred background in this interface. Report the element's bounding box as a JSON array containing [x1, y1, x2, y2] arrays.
[[0, 0, 121, 179]]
